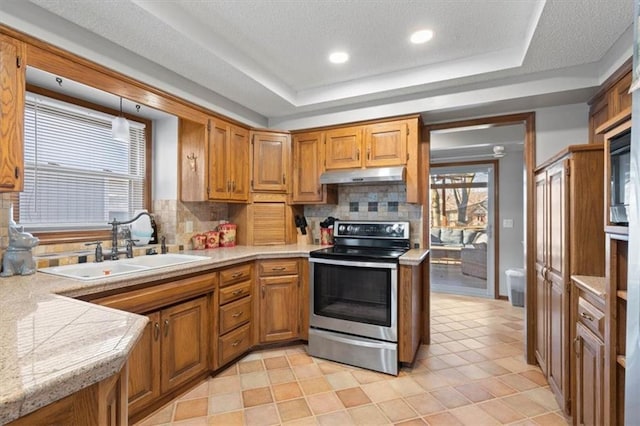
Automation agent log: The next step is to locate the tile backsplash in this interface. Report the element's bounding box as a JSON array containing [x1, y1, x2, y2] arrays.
[[303, 184, 423, 247], [153, 199, 229, 247]]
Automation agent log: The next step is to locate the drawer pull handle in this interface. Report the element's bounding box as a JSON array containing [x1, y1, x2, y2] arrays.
[[232, 289, 244, 296], [271, 266, 286, 271], [232, 311, 244, 318], [164, 319, 170, 337], [580, 312, 594, 321], [231, 338, 243, 347], [154, 322, 160, 341], [231, 272, 243, 278]]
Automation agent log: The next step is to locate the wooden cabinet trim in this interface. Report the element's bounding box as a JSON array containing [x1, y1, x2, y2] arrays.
[[91, 272, 217, 314], [219, 323, 252, 366], [258, 259, 299, 276], [219, 280, 252, 305], [219, 295, 252, 334], [220, 263, 253, 287]]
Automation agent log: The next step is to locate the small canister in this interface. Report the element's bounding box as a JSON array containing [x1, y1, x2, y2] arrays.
[[205, 230, 220, 249], [219, 223, 237, 247], [192, 234, 206, 250], [320, 227, 333, 245]]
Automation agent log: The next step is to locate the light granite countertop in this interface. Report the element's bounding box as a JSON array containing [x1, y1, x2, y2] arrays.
[[0, 244, 429, 424]]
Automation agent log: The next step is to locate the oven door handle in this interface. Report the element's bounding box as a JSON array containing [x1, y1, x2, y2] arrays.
[[309, 257, 397, 270]]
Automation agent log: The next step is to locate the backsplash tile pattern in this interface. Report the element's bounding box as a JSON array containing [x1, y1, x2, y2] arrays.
[[304, 184, 423, 247], [153, 199, 229, 248]]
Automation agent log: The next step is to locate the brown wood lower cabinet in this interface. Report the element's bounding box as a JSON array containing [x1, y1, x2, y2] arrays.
[[257, 259, 300, 343], [8, 367, 127, 426], [128, 311, 161, 414], [574, 322, 604, 426]]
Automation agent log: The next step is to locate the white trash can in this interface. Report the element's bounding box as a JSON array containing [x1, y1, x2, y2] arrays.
[[506, 268, 525, 307]]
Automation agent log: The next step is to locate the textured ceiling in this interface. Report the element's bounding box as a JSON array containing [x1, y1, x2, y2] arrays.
[[9, 0, 635, 127]]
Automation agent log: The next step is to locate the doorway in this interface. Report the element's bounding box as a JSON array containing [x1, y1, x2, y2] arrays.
[[430, 163, 496, 298]]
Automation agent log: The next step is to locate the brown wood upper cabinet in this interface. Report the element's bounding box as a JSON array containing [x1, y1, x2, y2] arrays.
[[179, 117, 249, 202], [588, 62, 631, 144], [324, 121, 408, 170], [291, 131, 336, 204], [0, 34, 25, 192], [250, 131, 289, 193]]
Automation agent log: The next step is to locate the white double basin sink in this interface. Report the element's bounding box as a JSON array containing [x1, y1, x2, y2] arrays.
[[38, 254, 210, 281]]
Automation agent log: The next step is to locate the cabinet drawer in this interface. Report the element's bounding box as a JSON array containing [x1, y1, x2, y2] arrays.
[[220, 296, 252, 334], [219, 323, 251, 366], [258, 259, 299, 276], [219, 280, 251, 305], [578, 297, 605, 341], [220, 263, 253, 287]]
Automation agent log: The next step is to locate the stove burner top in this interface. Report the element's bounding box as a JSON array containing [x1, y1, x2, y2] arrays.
[[310, 220, 411, 262]]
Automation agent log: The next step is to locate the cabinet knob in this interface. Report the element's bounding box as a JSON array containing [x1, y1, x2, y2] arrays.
[[164, 319, 170, 337], [154, 322, 160, 341]]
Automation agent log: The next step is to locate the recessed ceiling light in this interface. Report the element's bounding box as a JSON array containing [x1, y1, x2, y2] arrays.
[[329, 51, 349, 64], [410, 29, 434, 44]]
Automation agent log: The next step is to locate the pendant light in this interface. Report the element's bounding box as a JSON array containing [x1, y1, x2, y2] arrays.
[[112, 97, 130, 142]]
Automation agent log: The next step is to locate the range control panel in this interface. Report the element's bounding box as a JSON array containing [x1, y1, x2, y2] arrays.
[[334, 220, 410, 239]]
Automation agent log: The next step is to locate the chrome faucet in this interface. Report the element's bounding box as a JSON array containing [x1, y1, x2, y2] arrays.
[[108, 211, 152, 260]]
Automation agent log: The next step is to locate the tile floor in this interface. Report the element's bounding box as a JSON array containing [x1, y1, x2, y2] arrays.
[[135, 293, 568, 425]]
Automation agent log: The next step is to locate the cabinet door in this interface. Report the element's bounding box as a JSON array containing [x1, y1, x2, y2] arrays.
[[575, 323, 604, 426], [98, 367, 127, 426], [0, 35, 25, 192], [252, 132, 288, 192], [161, 297, 209, 393], [534, 172, 548, 374], [292, 132, 324, 203], [546, 162, 570, 412], [364, 121, 407, 167], [228, 125, 250, 201], [259, 275, 299, 342], [609, 71, 631, 116], [127, 311, 161, 416], [325, 126, 362, 170], [589, 94, 609, 144], [208, 120, 230, 200]]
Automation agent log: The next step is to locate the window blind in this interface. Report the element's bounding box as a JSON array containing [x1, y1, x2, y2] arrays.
[[18, 93, 146, 231]]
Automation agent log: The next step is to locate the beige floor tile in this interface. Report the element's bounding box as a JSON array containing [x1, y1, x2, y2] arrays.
[[316, 410, 355, 426], [498, 373, 539, 391], [293, 363, 323, 380], [209, 391, 243, 414], [348, 404, 391, 425], [412, 372, 449, 391], [136, 402, 173, 425], [387, 376, 425, 397], [241, 371, 271, 390], [433, 368, 469, 386], [362, 380, 402, 403], [277, 398, 312, 422], [449, 405, 501, 425], [429, 387, 472, 409], [395, 418, 427, 426], [215, 364, 238, 377], [239, 359, 266, 374], [268, 367, 296, 385], [455, 364, 492, 380], [419, 357, 451, 371], [272, 381, 303, 401], [288, 353, 315, 366], [336, 387, 372, 408], [326, 371, 360, 390], [317, 360, 346, 375], [531, 412, 569, 425], [244, 403, 281, 426], [475, 360, 512, 376], [306, 391, 344, 415], [500, 394, 549, 417], [242, 386, 274, 407], [404, 393, 446, 416], [259, 349, 287, 359], [179, 381, 209, 400], [422, 411, 464, 426], [298, 377, 333, 395], [453, 382, 495, 403], [519, 370, 550, 387], [476, 377, 518, 397], [494, 356, 536, 373], [377, 398, 419, 423], [172, 417, 209, 426], [206, 410, 244, 426], [352, 369, 388, 384], [174, 397, 208, 421], [264, 356, 289, 370], [476, 399, 526, 424], [522, 387, 562, 411], [208, 375, 241, 395], [437, 353, 469, 367]]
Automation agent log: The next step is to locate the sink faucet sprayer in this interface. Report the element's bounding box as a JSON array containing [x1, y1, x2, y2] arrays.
[[108, 211, 153, 261]]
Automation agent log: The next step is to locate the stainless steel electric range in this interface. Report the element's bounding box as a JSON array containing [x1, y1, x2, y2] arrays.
[[308, 220, 410, 375]]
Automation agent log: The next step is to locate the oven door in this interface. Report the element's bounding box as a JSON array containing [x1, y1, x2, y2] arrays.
[[309, 257, 397, 342]]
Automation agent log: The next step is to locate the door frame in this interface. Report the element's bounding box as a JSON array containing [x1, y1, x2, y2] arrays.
[[429, 160, 499, 298], [422, 112, 536, 364]]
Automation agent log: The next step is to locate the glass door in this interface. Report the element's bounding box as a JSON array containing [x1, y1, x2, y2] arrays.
[[430, 163, 496, 297]]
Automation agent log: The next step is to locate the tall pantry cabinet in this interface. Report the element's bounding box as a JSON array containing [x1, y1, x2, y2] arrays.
[[534, 144, 605, 414]]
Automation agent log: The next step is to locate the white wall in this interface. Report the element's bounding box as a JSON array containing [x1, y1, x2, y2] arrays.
[[535, 103, 589, 166], [152, 116, 179, 200], [498, 150, 525, 296]]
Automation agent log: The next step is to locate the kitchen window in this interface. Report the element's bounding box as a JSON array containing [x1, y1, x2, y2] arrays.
[[16, 92, 149, 238]]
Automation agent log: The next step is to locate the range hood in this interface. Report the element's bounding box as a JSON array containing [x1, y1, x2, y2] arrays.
[[319, 166, 406, 185]]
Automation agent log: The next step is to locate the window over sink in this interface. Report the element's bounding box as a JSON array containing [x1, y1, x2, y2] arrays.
[[16, 92, 148, 234]]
